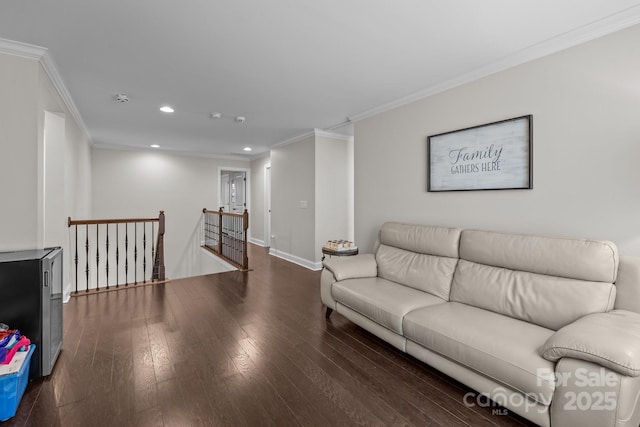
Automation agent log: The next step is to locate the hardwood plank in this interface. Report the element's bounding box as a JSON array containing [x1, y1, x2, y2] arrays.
[[110, 322, 134, 424], [133, 406, 163, 427], [197, 372, 248, 427], [130, 319, 158, 413], [223, 372, 279, 426], [156, 378, 191, 427], [20, 377, 62, 427], [239, 334, 357, 427], [224, 339, 301, 427], [303, 331, 455, 426], [242, 322, 399, 427], [147, 319, 176, 383], [55, 316, 99, 406]]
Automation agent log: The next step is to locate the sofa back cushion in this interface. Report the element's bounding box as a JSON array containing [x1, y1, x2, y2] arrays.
[[376, 223, 461, 300], [459, 230, 619, 283], [380, 222, 461, 258], [451, 260, 616, 330], [452, 230, 619, 330]]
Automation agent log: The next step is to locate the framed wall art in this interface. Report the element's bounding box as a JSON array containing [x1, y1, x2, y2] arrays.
[[427, 115, 532, 192]]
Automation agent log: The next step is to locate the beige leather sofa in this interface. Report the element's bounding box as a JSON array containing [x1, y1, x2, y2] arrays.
[[321, 222, 640, 427]]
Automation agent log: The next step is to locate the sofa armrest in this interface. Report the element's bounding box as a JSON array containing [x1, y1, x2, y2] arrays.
[[541, 310, 640, 377], [322, 254, 377, 281]]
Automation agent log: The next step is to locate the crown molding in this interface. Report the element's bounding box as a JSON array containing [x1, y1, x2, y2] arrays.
[[348, 5, 640, 123], [270, 127, 354, 151], [270, 130, 317, 150], [314, 129, 354, 142], [247, 151, 271, 161], [92, 142, 252, 162], [0, 37, 92, 143], [39, 52, 92, 142], [0, 38, 46, 59], [325, 119, 354, 133]]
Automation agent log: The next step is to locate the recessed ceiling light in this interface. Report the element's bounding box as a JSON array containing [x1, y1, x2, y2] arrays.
[[160, 106, 174, 113], [243, 147, 252, 152], [150, 144, 160, 148]]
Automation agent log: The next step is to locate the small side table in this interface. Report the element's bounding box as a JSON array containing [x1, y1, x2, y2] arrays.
[[321, 247, 359, 261]]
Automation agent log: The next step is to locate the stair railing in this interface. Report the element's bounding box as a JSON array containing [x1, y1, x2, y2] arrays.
[[202, 208, 248, 270], [67, 211, 166, 294]]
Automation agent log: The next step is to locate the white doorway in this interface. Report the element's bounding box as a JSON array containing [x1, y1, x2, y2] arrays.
[[219, 167, 250, 214]]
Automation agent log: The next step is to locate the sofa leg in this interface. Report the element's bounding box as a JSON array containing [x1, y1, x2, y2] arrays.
[[325, 307, 333, 319]]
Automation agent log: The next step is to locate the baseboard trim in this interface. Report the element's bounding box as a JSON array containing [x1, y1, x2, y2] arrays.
[[249, 237, 266, 247], [268, 248, 322, 271]]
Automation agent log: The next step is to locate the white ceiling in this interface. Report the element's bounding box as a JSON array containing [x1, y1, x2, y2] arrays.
[[1, 1, 640, 159]]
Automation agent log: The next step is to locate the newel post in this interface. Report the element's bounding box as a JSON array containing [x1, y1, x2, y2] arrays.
[[218, 208, 224, 254], [156, 210, 166, 280], [242, 209, 249, 270]]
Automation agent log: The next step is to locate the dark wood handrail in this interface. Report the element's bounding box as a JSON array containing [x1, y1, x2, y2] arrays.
[[202, 208, 245, 218], [68, 216, 160, 226]]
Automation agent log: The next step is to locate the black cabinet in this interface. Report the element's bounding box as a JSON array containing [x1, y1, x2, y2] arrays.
[[0, 248, 63, 378]]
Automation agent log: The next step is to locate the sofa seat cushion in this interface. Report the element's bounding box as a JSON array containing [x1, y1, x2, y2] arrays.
[[332, 277, 446, 334], [403, 302, 556, 405]]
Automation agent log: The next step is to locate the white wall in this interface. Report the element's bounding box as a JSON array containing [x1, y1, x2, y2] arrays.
[[91, 147, 249, 279], [249, 154, 271, 246], [0, 53, 92, 298], [0, 54, 39, 250], [63, 112, 92, 221], [270, 136, 316, 264], [37, 63, 92, 298], [315, 135, 354, 261], [269, 132, 354, 268], [353, 24, 640, 254]]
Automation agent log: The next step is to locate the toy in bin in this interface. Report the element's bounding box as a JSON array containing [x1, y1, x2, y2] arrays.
[[1, 326, 31, 365], [0, 323, 34, 421]]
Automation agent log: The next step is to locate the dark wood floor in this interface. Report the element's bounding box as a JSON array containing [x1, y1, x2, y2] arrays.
[[4, 244, 536, 426]]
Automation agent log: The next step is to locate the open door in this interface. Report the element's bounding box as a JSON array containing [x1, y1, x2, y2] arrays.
[[220, 170, 246, 213]]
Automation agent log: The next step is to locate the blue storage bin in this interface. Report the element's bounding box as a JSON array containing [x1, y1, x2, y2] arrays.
[[0, 344, 35, 421]]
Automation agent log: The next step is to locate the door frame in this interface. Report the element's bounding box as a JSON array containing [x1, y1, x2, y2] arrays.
[[217, 166, 251, 214]]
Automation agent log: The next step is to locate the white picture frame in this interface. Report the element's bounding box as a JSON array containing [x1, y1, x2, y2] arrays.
[[427, 115, 532, 192]]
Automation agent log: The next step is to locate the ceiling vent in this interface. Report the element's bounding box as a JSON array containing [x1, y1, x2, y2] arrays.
[[114, 93, 129, 103]]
